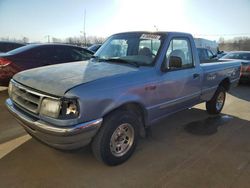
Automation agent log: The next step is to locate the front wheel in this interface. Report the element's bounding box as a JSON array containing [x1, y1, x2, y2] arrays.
[[91, 110, 140, 166], [206, 86, 226, 114]]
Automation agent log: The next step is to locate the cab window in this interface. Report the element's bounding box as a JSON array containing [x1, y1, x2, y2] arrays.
[[165, 38, 193, 69]]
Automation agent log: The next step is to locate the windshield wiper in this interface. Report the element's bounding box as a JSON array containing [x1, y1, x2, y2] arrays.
[[98, 57, 140, 68]]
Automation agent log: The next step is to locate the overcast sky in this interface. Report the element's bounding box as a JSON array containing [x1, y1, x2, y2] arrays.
[[0, 0, 250, 42]]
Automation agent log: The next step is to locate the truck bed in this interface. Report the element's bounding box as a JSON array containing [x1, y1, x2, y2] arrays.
[[200, 60, 241, 101]]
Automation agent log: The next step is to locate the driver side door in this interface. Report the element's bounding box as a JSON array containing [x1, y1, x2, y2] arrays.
[[150, 38, 202, 120]]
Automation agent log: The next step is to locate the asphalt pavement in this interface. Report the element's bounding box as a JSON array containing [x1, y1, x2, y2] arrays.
[[0, 84, 250, 188], [0, 89, 26, 143]]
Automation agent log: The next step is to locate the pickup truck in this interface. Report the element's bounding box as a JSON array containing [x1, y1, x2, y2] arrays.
[[6, 32, 241, 165]]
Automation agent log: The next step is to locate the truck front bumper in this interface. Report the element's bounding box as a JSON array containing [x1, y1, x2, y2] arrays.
[[5, 99, 103, 150]]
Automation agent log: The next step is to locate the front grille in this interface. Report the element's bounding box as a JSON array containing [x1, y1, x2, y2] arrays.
[[10, 81, 43, 114]]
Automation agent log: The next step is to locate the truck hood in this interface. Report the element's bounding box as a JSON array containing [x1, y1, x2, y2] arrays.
[[13, 61, 138, 96]]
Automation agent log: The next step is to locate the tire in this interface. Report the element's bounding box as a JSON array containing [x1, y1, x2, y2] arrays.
[[91, 110, 140, 166], [206, 86, 226, 114]]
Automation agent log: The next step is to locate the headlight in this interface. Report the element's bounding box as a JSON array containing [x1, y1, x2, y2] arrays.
[[8, 81, 13, 97], [40, 98, 61, 118], [40, 98, 79, 119]]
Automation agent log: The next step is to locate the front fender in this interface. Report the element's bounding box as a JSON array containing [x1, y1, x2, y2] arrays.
[[101, 94, 146, 117], [65, 84, 148, 124]]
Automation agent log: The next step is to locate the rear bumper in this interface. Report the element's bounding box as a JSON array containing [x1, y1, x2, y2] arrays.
[[5, 98, 103, 150]]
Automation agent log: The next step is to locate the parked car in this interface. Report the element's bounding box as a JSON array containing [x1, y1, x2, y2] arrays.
[[0, 41, 25, 53], [220, 51, 250, 82], [217, 51, 228, 59], [197, 48, 217, 62], [0, 43, 93, 86], [6, 31, 241, 165], [88, 44, 102, 53]]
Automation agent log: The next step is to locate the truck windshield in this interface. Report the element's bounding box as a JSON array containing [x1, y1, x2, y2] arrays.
[[94, 33, 165, 66]]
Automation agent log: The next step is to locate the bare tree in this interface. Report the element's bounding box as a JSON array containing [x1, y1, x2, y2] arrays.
[[22, 37, 29, 43], [52, 37, 62, 43], [219, 36, 250, 51]]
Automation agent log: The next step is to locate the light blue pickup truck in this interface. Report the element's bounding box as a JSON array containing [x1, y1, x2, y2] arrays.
[[6, 32, 241, 165]]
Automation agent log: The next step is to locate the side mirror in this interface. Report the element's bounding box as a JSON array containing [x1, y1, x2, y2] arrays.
[[169, 56, 182, 69], [211, 54, 217, 59]]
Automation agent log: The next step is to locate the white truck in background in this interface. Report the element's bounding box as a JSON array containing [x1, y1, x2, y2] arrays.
[[194, 38, 218, 54]]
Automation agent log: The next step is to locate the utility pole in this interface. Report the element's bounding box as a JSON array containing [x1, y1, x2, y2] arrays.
[[83, 9, 86, 46], [80, 9, 87, 46], [154, 25, 158, 31], [45, 35, 50, 43]]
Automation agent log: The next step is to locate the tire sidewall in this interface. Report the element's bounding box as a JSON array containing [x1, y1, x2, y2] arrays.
[[206, 86, 226, 115], [215, 87, 226, 113], [211, 87, 226, 114], [100, 111, 139, 165]]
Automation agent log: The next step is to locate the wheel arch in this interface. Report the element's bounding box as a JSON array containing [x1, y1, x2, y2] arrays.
[[219, 77, 230, 91], [103, 101, 148, 137]]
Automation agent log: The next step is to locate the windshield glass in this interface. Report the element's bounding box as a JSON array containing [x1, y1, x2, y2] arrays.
[[221, 52, 250, 60], [94, 32, 165, 66]]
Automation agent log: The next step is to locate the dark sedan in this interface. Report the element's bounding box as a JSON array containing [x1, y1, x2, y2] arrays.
[[87, 44, 102, 53], [0, 43, 93, 86], [0, 41, 25, 53], [220, 51, 250, 82]]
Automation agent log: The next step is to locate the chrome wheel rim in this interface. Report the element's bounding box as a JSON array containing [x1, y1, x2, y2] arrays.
[[216, 92, 225, 111], [110, 123, 134, 157]]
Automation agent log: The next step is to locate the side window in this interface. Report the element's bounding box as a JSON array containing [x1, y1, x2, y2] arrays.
[[198, 49, 208, 61], [53, 47, 70, 62], [71, 48, 93, 61], [165, 38, 193, 69], [55, 47, 92, 62], [207, 50, 214, 59], [19, 47, 53, 60]]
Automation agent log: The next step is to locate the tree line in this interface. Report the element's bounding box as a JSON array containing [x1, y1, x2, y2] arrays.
[[0, 36, 106, 47], [219, 37, 250, 51], [2, 35, 250, 51]]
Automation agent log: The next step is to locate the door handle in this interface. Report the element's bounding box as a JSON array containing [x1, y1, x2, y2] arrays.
[[193, 73, 200, 79]]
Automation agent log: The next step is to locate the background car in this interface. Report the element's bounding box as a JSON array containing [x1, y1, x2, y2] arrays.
[[197, 48, 217, 62], [220, 51, 250, 82], [87, 44, 102, 53], [0, 41, 25, 53], [0, 43, 93, 86], [216, 51, 228, 58]]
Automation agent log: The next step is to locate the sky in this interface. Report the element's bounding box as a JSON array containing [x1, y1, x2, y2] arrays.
[[0, 0, 250, 42]]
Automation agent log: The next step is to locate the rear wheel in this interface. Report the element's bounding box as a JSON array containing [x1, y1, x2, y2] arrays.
[[91, 110, 140, 166], [206, 86, 226, 114]]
